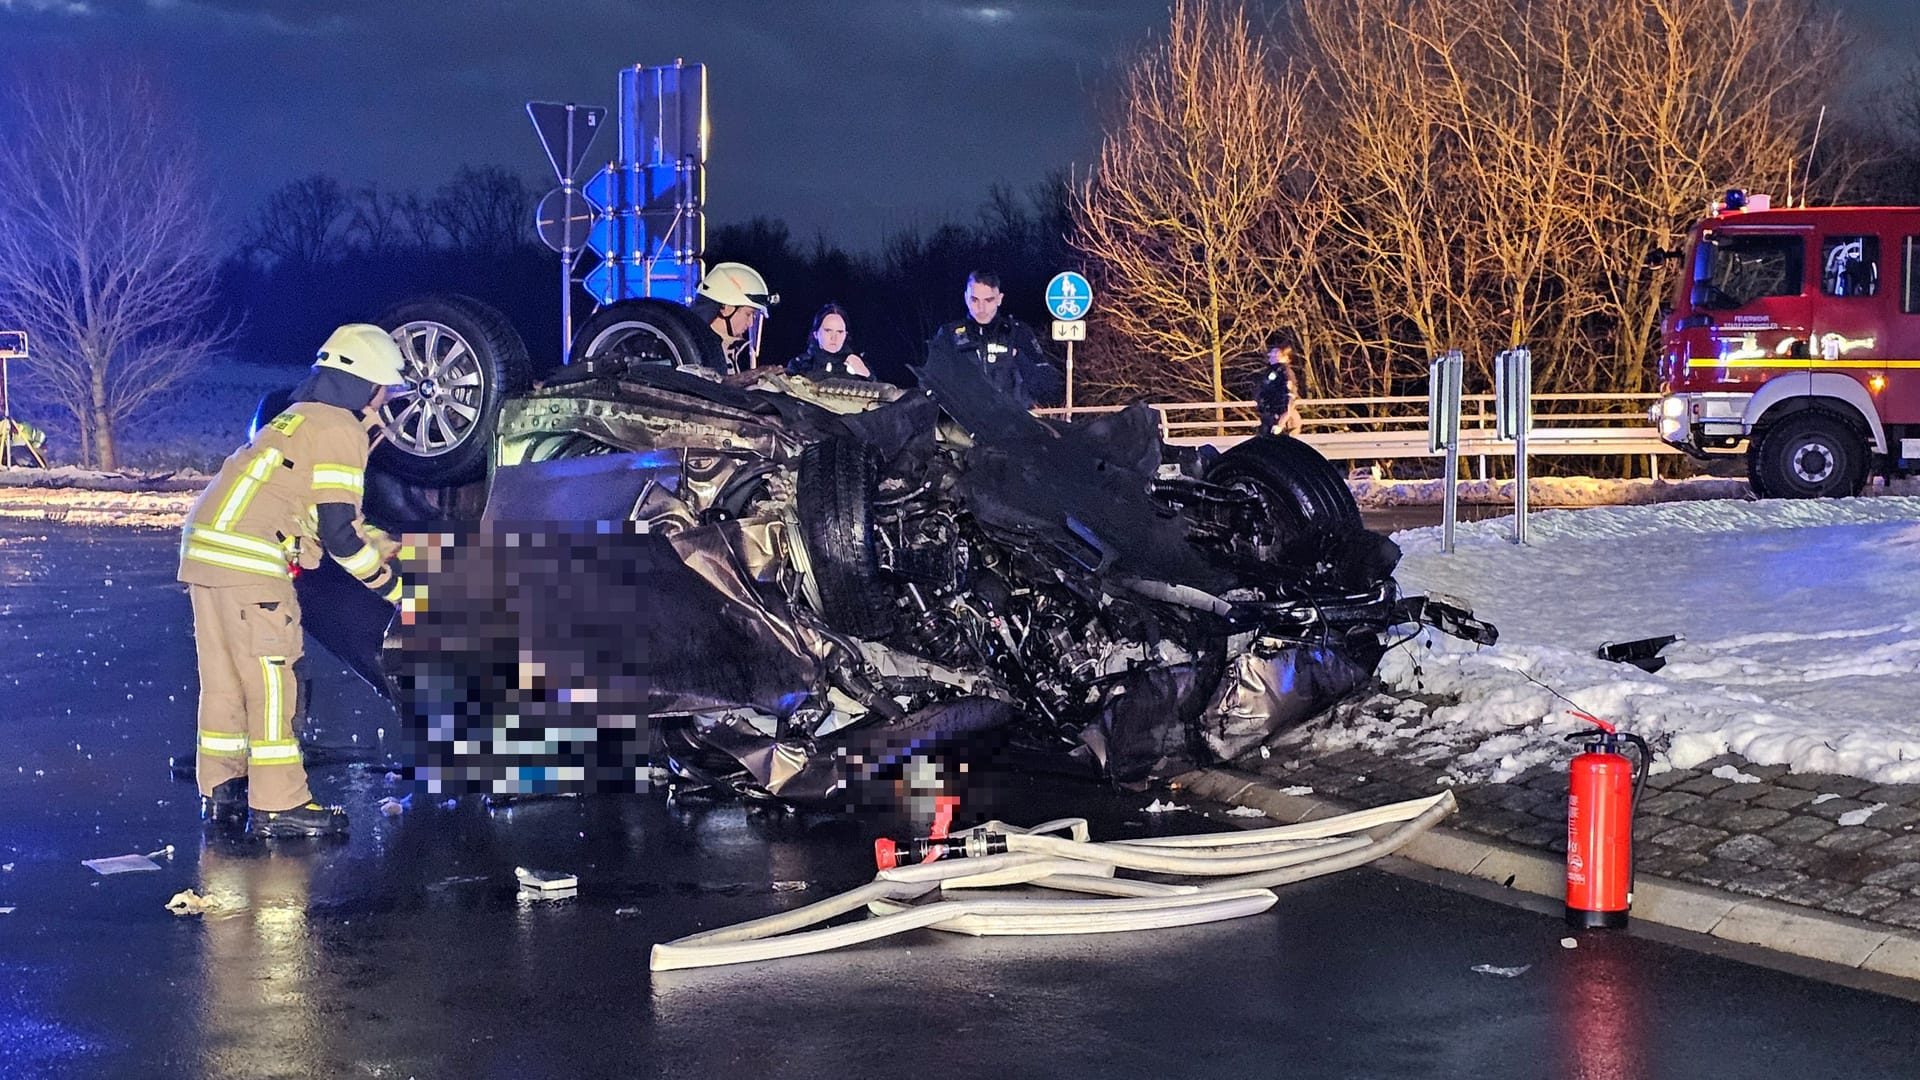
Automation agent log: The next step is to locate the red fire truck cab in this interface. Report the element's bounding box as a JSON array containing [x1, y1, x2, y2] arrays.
[[1655, 193, 1920, 497]]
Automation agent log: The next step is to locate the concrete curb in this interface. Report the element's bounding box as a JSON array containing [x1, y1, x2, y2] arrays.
[[1177, 767, 1920, 984]]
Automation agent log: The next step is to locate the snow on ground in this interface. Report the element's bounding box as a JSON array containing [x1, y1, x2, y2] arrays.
[[10, 358, 298, 474], [1294, 497, 1920, 786], [0, 480, 194, 528], [1349, 472, 1920, 507]]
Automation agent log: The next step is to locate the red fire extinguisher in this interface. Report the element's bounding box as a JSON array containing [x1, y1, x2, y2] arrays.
[[1564, 710, 1650, 929]]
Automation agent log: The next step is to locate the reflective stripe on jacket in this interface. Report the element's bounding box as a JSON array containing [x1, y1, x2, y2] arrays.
[[178, 402, 376, 588]]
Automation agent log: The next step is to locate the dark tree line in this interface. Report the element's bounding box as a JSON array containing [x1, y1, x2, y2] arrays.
[[219, 167, 562, 366], [219, 168, 1078, 385]]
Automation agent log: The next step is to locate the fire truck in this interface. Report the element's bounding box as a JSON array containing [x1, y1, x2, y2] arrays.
[[1654, 192, 1920, 497]]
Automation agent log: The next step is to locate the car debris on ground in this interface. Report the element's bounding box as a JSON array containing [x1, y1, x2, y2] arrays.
[[165, 889, 217, 916], [83, 850, 170, 875]]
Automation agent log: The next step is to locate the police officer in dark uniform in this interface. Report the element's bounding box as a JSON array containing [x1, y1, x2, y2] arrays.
[[923, 270, 1065, 409], [1256, 331, 1303, 437]]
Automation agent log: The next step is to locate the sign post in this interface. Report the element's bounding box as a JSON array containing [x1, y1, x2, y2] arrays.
[[527, 102, 607, 363], [1428, 350, 1464, 554], [1495, 347, 1534, 545], [1045, 271, 1093, 415], [0, 330, 44, 469]]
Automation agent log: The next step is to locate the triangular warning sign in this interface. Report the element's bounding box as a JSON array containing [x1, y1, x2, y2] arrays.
[[526, 102, 607, 184]]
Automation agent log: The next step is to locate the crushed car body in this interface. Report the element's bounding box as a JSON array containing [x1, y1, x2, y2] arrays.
[[299, 297, 1496, 804]]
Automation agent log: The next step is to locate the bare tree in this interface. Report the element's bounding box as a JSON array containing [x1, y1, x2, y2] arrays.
[[1572, 0, 1843, 390], [243, 174, 352, 267], [399, 190, 442, 252], [1289, 0, 1839, 396], [1900, 55, 1920, 145], [0, 61, 229, 469], [348, 184, 411, 256], [432, 166, 537, 256], [1072, 0, 1330, 405]]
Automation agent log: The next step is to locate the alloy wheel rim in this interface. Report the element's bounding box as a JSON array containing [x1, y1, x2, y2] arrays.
[[384, 322, 485, 459], [586, 321, 683, 366]]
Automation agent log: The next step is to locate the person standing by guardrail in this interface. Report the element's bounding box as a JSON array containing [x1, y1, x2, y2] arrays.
[[1256, 332, 1304, 437]]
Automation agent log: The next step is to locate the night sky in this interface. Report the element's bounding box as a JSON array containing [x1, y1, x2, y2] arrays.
[[3, 0, 1915, 254]]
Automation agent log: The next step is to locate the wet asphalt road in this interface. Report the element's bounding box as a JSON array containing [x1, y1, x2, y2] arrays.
[[5, 519, 1920, 1079]]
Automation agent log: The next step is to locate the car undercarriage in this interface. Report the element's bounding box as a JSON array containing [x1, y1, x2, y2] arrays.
[[294, 296, 1495, 805]]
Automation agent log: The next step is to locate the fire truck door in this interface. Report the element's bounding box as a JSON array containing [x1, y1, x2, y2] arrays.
[[1884, 234, 1920, 428], [1693, 230, 1811, 373]]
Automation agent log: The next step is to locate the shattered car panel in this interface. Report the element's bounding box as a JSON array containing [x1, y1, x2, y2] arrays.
[[374, 348, 1496, 803]]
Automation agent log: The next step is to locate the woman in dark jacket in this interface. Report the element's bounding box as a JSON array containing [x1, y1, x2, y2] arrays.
[[786, 304, 873, 379]]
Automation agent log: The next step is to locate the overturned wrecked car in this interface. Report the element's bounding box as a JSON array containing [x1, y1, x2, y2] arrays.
[[299, 296, 1495, 804]]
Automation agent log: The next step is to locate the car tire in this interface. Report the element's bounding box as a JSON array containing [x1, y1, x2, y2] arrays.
[[375, 295, 532, 486], [1752, 410, 1868, 499], [1207, 434, 1362, 542], [796, 438, 895, 639], [570, 299, 727, 373]]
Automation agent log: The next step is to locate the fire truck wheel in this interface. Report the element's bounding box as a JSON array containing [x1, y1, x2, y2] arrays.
[[1744, 448, 1772, 499], [1752, 410, 1868, 499]]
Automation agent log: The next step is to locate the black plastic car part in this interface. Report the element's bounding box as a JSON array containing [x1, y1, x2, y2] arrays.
[[1597, 634, 1679, 673]]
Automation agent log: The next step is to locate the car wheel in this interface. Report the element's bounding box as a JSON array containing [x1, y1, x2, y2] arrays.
[[375, 295, 532, 486], [1753, 410, 1867, 499], [795, 438, 896, 639], [1207, 435, 1362, 545], [570, 299, 727, 373]]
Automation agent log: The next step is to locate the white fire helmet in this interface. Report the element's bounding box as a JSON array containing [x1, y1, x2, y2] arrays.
[[696, 262, 776, 314], [314, 324, 408, 387]]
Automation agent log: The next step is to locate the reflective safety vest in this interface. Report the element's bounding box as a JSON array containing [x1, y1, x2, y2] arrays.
[[178, 402, 385, 591], [4, 419, 46, 449]]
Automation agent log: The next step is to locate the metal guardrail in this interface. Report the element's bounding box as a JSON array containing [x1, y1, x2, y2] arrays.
[[1034, 392, 1674, 475]]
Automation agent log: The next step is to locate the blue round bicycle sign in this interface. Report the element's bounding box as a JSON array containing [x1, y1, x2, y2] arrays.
[[1045, 271, 1093, 321]]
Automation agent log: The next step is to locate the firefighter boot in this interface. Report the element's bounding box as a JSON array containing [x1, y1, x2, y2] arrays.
[[250, 802, 349, 839], [200, 778, 248, 826]]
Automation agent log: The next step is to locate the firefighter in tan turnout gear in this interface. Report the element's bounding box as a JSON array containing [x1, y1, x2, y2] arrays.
[[179, 324, 410, 837]]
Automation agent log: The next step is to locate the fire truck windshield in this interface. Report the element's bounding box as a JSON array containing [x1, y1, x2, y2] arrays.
[[1690, 232, 1805, 310]]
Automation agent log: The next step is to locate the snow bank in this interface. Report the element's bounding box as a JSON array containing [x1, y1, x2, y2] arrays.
[[1350, 473, 1920, 508], [0, 483, 194, 528], [1296, 497, 1920, 785]]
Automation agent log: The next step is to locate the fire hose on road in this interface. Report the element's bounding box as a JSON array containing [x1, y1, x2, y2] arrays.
[[649, 791, 1456, 971]]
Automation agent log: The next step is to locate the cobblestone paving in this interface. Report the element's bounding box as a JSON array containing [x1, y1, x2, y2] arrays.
[[1259, 695, 1920, 931]]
